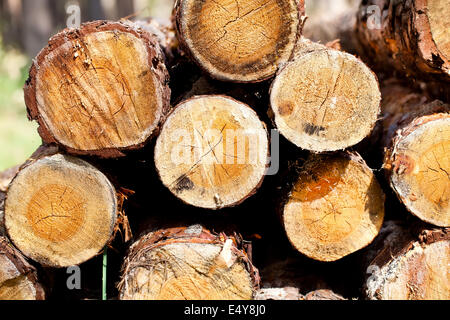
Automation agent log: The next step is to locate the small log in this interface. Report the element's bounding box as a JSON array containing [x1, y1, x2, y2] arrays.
[[270, 38, 381, 152], [0, 236, 45, 300], [24, 20, 171, 158], [154, 95, 269, 209], [118, 225, 260, 300], [4, 152, 118, 267], [356, 0, 450, 81], [381, 85, 450, 227], [174, 0, 305, 82], [364, 221, 449, 300], [281, 152, 385, 262]]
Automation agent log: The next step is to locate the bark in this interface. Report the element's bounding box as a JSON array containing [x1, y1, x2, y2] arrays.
[[118, 225, 260, 300], [174, 0, 305, 82], [154, 95, 269, 210], [364, 220, 449, 300], [280, 151, 385, 262], [355, 0, 450, 82], [269, 37, 381, 152], [381, 84, 450, 227], [4, 147, 119, 267], [24, 20, 171, 158], [0, 236, 45, 300]]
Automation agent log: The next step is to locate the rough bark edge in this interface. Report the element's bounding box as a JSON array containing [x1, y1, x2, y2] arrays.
[[154, 94, 270, 210], [363, 220, 450, 299], [173, 0, 306, 83], [383, 107, 449, 225], [356, 0, 450, 81], [117, 225, 261, 298], [23, 20, 171, 159], [0, 236, 46, 300]]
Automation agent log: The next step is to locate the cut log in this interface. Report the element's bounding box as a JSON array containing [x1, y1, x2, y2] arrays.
[[118, 225, 260, 300], [174, 0, 305, 82], [154, 95, 269, 209], [281, 152, 385, 262], [356, 0, 450, 81], [4, 153, 117, 267], [364, 221, 449, 300], [24, 20, 171, 158], [0, 236, 45, 300], [381, 86, 450, 227], [270, 38, 381, 152]]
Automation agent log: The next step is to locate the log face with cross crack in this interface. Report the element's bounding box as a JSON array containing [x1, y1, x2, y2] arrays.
[[270, 38, 381, 152], [281, 152, 385, 262], [174, 0, 305, 82], [4, 152, 118, 267], [24, 20, 171, 158], [154, 95, 269, 209]]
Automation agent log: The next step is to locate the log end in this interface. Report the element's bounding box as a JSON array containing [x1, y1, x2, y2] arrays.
[[4, 154, 117, 267], [175, 0, 304, 82], [24, 20, 170, 157], [155, 95, 268, 209], [283, 152, 385, 262], [270, 48, 381, 152], [387, 112, 450, 227]]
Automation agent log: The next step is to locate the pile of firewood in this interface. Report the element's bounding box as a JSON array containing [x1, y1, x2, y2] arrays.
[[0, 0, 448, 300]]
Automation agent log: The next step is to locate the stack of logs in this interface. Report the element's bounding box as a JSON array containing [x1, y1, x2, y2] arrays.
[[0, 0, 448, 300]]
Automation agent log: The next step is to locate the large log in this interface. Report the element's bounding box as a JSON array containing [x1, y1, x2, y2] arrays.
[[24, 20, 171, 158], [4, 151, 118, 267], [355, 0, 450, 81], [269, 38, 381, 152], [364, 221, 449, 300], [281, 151, 385, 262], [0, 236, 45, 300], [154, 95, 269, 209], [381, 84, 450, 227], [118, 225, 260, 300], [174, 0, 305, 82]]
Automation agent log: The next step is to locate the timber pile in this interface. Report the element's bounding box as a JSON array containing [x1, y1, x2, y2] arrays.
[[0, 0, 448, 300]]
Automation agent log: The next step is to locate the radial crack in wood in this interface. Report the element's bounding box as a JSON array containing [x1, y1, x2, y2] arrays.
[[282, 152, 385, 262], [175, 0, 304, 82], [24, 20, 171, 157], [270, 39, 381, 152], [4, 154, 117, 267], [155, 95, 269, 209]]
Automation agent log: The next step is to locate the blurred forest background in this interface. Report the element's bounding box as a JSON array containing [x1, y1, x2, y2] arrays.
[[0, 0, 358, 170]]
